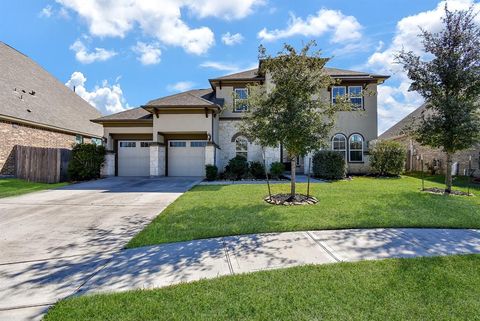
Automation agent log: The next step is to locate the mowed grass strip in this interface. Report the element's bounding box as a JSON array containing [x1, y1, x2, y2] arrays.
[[0, 178, 67, 198], [127, 175, 480, 247], [44, 255, 480, 321]]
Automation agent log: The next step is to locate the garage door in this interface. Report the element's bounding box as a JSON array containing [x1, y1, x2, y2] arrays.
[[118, 141, 151, 176], [168, 140, 206, 177]]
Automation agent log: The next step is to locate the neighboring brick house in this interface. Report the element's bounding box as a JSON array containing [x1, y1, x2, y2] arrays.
[[0, 42, 103, 176], [379, 103, 480, 177], [93, 65, 388, 177]]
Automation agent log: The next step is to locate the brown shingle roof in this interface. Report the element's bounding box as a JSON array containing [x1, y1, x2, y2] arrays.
[[92, 107, 152, 122], [145, 89, 222, 107], [379, 103, 428, 140], [0, 42, 102, 137], [210, 67, 388, 82]]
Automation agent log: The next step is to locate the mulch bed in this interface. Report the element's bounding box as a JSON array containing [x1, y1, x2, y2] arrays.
[[422, 187, 474, 196], [264, 193, 318, 205]]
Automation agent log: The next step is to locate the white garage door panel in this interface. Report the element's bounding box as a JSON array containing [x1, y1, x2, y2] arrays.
[[168, 140, 206, 177], [118, 141, 151, 176]]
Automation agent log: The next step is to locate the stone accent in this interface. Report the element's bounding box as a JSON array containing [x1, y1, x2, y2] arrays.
[[0, 120, 92, 176], [205, 144, 215, 165], [303, 152, 371, 175], [393, 136, 480, 177], [149, 143, 165, 176], [218, 120, 280, 171], [101, 151, 116, 177]]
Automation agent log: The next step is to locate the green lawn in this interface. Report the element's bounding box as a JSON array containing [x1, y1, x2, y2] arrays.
[[44, 255, 480, 321], [0, 178, 67, 198], [127, 174, 479, 248]]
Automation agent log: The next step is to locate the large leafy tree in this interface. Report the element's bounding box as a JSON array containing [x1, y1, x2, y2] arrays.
[[240, 42, 349, 198], [396, 6, 480, 193]]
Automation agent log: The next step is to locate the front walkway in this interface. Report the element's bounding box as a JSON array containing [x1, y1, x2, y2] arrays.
[[76, 228, 480, 296]]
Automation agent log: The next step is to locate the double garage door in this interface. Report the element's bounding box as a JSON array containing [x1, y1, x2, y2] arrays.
[[117, 140, 206, 177]]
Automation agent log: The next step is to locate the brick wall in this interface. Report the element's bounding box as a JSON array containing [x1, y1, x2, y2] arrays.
[[0, 120, 91, 176], [393, 136, 480, 177]]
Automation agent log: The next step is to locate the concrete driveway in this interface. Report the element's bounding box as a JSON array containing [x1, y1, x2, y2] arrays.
[[0, 176, 200, 320]]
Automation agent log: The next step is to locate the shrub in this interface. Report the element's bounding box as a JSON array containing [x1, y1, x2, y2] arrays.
[[370, 140, 406, 176], [249, 161, 266, 179], [68, 143, 106, 181], [269, 162, 285, 179], [312, 151, 347, 180], [205, 164, 218, 181], [226, 156, 249, 180]]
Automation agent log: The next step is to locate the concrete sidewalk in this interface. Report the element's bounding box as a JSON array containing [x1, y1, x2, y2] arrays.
[[77, 228, 480, 296]]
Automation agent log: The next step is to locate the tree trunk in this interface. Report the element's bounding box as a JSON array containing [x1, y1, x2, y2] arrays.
[[445, 152, 453, 194], [290, 157, 296, 198]]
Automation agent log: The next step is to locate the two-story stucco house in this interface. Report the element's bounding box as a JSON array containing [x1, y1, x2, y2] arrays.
[[92, 64, 389, 177]]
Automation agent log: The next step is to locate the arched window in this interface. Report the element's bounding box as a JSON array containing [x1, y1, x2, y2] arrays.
[[349, 134, 364, 162], [331, 134, 347, 160], [235, 136, 248, 159]]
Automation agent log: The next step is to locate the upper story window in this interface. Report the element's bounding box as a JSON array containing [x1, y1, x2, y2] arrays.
[[235, 136, 248, 159], [332, 134, 347, 160], [349, 134, 364, 162], [331, 86, 346, 104], [348, 86, 363, 109], [234, 88, 248, 112]]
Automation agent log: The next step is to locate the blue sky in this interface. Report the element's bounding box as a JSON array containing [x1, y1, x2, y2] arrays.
[[1, 0, 478, 133]]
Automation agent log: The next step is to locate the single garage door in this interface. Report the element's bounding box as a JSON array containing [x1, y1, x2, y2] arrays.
[[168, 140, 206, 177], [118, 141, 151, 176]]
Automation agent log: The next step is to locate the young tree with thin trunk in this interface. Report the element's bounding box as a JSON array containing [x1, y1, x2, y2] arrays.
[[396, 6, 480, 194], [240, 42, 349, 199]]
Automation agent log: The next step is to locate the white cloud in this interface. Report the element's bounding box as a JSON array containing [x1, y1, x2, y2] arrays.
[[368, 0, 480, 134], [258, 9, 362, 43], [167, 81, 196, 92], [132, 42, 161, 65], [39, 5, 53, 18], [221, 32, 244, 46], [186, 0, 265, 20], [70, 40, 117, 64], [65, 71, 128, 114], [55, 0, 263, 55], [199, 61, 241, 72]]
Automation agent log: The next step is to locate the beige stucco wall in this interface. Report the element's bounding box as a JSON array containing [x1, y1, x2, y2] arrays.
[[153, 113, 213, 138], [104, 126, 154, 150]]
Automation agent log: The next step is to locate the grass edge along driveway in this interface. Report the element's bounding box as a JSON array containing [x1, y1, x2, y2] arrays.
[[0, 178, 67, 198], [127, 174, 480, 248], [44, 254, 480, 321]]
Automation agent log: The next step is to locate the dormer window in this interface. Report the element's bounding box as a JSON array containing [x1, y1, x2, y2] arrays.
[[234, 88, 248, 112]]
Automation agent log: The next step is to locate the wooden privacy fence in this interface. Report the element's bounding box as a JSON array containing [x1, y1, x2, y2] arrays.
[[15, 145, 71, 183]]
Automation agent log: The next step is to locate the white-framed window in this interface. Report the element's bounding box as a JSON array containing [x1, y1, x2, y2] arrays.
[[235, 136, 248, 159], [91, 138, 103, 146], [169, 141, 186, 147], [75, 134, 84, 144], [190, 141, 207, 147], [348, 86, 363, 108], [120, 142, 136, 148], [234, 88, 248, 112], [331, 86, 346, 104], [140, 142, 150, 148], [332, 134, 347, 160], [349, 134, 364, 162]]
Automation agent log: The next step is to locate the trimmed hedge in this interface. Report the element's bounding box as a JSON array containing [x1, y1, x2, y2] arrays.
[[312, 151, 347, 180], [269, 162, 285, 179], [205, 165, 218, 181], [370, 140, 406, 176], [225, 156, 249, 180], [68, 143, 106, 181], [249, 161, 265, 179]]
